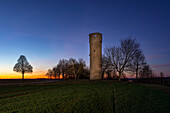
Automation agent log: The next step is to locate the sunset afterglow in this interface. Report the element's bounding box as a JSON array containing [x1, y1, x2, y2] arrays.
[[0, 1, 170, 113], [0, 0, 170, 79]]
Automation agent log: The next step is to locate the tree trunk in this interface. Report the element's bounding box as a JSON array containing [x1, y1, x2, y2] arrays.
[[136, 69, 138, 82], [118, 72, 121, 81], [22, 71, 24, 80], [58, 72, 61, 79], [62, 73, 64, 79], [75, 74, 77, 79], [102, 71, 105, 79], [107, 71, 110, 80], [136, 63, 139, 82], [78, 74, 80, 79]]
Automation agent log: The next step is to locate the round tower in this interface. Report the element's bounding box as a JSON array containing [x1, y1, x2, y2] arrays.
[[89, 33, 102, 80]]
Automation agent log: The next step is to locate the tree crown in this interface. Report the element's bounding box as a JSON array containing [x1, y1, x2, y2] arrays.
[[13, 55, 33, 73]]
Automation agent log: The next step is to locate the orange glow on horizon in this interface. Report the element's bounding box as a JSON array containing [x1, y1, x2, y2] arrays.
[[0, 71, 48, 79], [0, 74, 48, 79], [0, 72, 65, 79]]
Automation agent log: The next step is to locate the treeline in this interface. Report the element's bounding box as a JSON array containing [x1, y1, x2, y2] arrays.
[[46, 58, 89, 79], [46, 37, 166, 82]]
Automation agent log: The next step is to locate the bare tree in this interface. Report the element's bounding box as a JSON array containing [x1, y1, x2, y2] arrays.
[[13, 55, 33, 79], [160, 72, 164, 84], [160, 72, 164, 78], [131, 49, 146, 82], [46, 69, 53, 79], [52, 66, 58, 79], [104, 37, 140, 81], [139, 65, 152, 79], [68, 58, 86, 79], [58, 59, 68, 79], [80, 67, 90, 79], [112, 69, 118, 79], [77, 58, 86, 79], [56, 64, 61, 79], [68, 58, 77, 79], [66, 63, 73, 79], [46, 64, 61, 79]]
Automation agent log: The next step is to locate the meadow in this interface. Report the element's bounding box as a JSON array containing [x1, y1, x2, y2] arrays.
[[0, 80, 169, 113]]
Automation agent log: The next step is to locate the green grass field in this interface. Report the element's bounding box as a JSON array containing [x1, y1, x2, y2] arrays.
[[0, 80, 169, 113]]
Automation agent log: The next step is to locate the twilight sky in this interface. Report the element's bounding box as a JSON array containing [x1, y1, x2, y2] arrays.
[[0, 0, 170, 78]]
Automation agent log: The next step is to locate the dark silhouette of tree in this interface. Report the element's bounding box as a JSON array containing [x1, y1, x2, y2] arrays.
[[112, 69, 118, 79], [68, 58, 86, 79], [105, 37, 140, 81], [67, 58, 77, 79], [13, 55, 33, 79], [131, 49, 146, 82], [58, 59, 68, 79], [52, 66, 58, 79], [46, 65, 61, 79], [46, 69, 53, 79], [56, 64, 61, 79], [160, 72, 164, 78], [64, 61, 70, 79], [77, 58, 86, 79], [80, 67, 90, 79], [46, 58, 88, 80], [160, 72, 164, 84], [106, 69, 112, 79], [65, 63, 73, 79], [139, 65, 152, 79]]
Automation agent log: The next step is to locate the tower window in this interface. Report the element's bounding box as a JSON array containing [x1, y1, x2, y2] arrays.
[[95, 35, 97, 37], [94, 50, 95, 52]]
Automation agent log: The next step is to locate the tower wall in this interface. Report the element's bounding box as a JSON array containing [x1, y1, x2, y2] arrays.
[[89, 33, 102, 80]]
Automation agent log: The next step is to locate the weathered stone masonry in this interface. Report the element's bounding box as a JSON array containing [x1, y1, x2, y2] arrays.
[[89, 33, 102, 80]]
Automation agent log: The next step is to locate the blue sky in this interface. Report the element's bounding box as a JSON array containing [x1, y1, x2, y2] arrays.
[[0, 0, 170, 78]]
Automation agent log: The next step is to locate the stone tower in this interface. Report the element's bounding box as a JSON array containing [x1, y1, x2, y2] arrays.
[[89, 33, 102, 80]]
